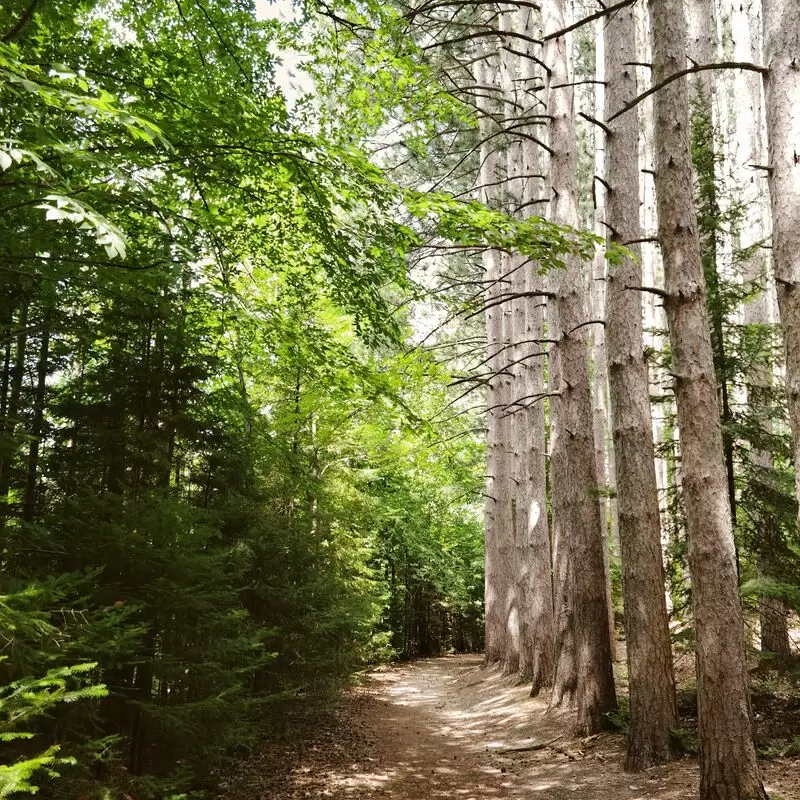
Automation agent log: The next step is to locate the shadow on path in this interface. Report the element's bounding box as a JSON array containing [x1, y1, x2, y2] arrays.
[[219, 654, 800, 800]]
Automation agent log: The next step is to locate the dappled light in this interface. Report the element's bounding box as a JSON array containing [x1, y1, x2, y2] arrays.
[[220, 656, 799, 800]]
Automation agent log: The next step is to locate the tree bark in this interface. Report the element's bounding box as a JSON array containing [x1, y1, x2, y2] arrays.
[[499, 29, 522, 673], [478, 49, 517, 667], [0, 297, 28, 524], [733, 0, 791, 659], [635, 0, 673, 563], [22, 320, 50, 523], [686, 0, 738, 537], [591, 18, 618, 664], [509, 2, 555, 692], [763, 2, 800, 619], [544, 0, 616, 735], [649, 1, 766, 798], [604, 0, 677, 770]]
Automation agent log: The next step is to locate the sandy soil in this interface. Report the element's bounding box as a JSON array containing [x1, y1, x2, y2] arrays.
[[217, 654, 800, 799]]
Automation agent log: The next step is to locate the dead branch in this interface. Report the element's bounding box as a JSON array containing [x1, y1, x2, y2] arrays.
[[607, 61, 767, 122], [543, 0, 638, 42]]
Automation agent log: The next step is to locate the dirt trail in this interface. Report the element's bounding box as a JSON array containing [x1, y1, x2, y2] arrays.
[[218, 654, 800, 799]]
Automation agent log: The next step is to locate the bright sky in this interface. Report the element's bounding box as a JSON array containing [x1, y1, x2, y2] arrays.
[[254, 0, 293, 21], [254, 0, 312, 104]]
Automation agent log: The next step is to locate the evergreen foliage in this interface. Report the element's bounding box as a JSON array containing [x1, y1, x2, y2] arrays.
[[0, 0, 494, 795]]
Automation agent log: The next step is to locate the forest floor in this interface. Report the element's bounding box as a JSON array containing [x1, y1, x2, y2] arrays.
[[217, 654, 800, 800]]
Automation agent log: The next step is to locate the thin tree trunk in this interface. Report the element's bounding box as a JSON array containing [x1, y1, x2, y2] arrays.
[[544, 0, 616, 735], [636, 0, 672, 560], [763, 4, 800, 638], [686, 0, 738, 537], [0, 315, 11, 427], [0, 297, 28, 522], [604, 0, 677, 770], [649, 1, 766, 797], [105, 304, 127, 497], [732, 0, 790, 658], [22, 321, 50, 523], [591, 19, 618, 663], [499, 19, 522, 672]]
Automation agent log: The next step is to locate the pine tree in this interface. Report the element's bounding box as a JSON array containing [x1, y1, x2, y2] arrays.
[[604, 0, 677, 770], [543, 0, 616, 735], [650, 0, 766, 796]]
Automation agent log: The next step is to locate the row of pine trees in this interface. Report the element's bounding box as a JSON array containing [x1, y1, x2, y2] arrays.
[[398, 1, 799, 798]]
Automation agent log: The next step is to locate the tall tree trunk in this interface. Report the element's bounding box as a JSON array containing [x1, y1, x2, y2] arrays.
[[732, 0, 790, 658], [0, 297, 28, 523], [544, 0, 616, 735], [22, 321, 50, 523], [478, 49, 516, 666], [511, 2, 555, 692], [763, 4, 800, 631], [649, 1, 766, 797], [635, 0, 673, 559], [105, 304, 127, 497], [499, 19, 522, 672], [0, 307, 11, 429], [686, 0, 738, 536], [604, 1, 677, 770], [591, 20, 618, 663]]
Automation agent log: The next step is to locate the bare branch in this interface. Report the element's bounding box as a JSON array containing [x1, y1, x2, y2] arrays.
[[625, 285, 669, 298], [543, 0, 638, 43], [512, 197, 549, 214], [501, 45, 550, 76], [465, 290, 554, 320], [555, 80, 607, 89], [579, 111, 612, 137], [422, 27, 543, 51], [566, 319, 605, 336], [450, 368, 515, 387], [467, 339, 550, 372], [500, 391, 560, 417], [623, 235, 660, 246], [593, 173, 611, 192], [608, 62, 767, 122], [405, 0, 541, 19]]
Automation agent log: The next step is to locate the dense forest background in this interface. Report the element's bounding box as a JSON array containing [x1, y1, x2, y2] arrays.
[[2, 0, 800, 798], [0, 1, 490, 796]]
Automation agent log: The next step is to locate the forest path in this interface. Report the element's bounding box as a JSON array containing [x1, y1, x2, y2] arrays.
[[218, 654, 800, 799]]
